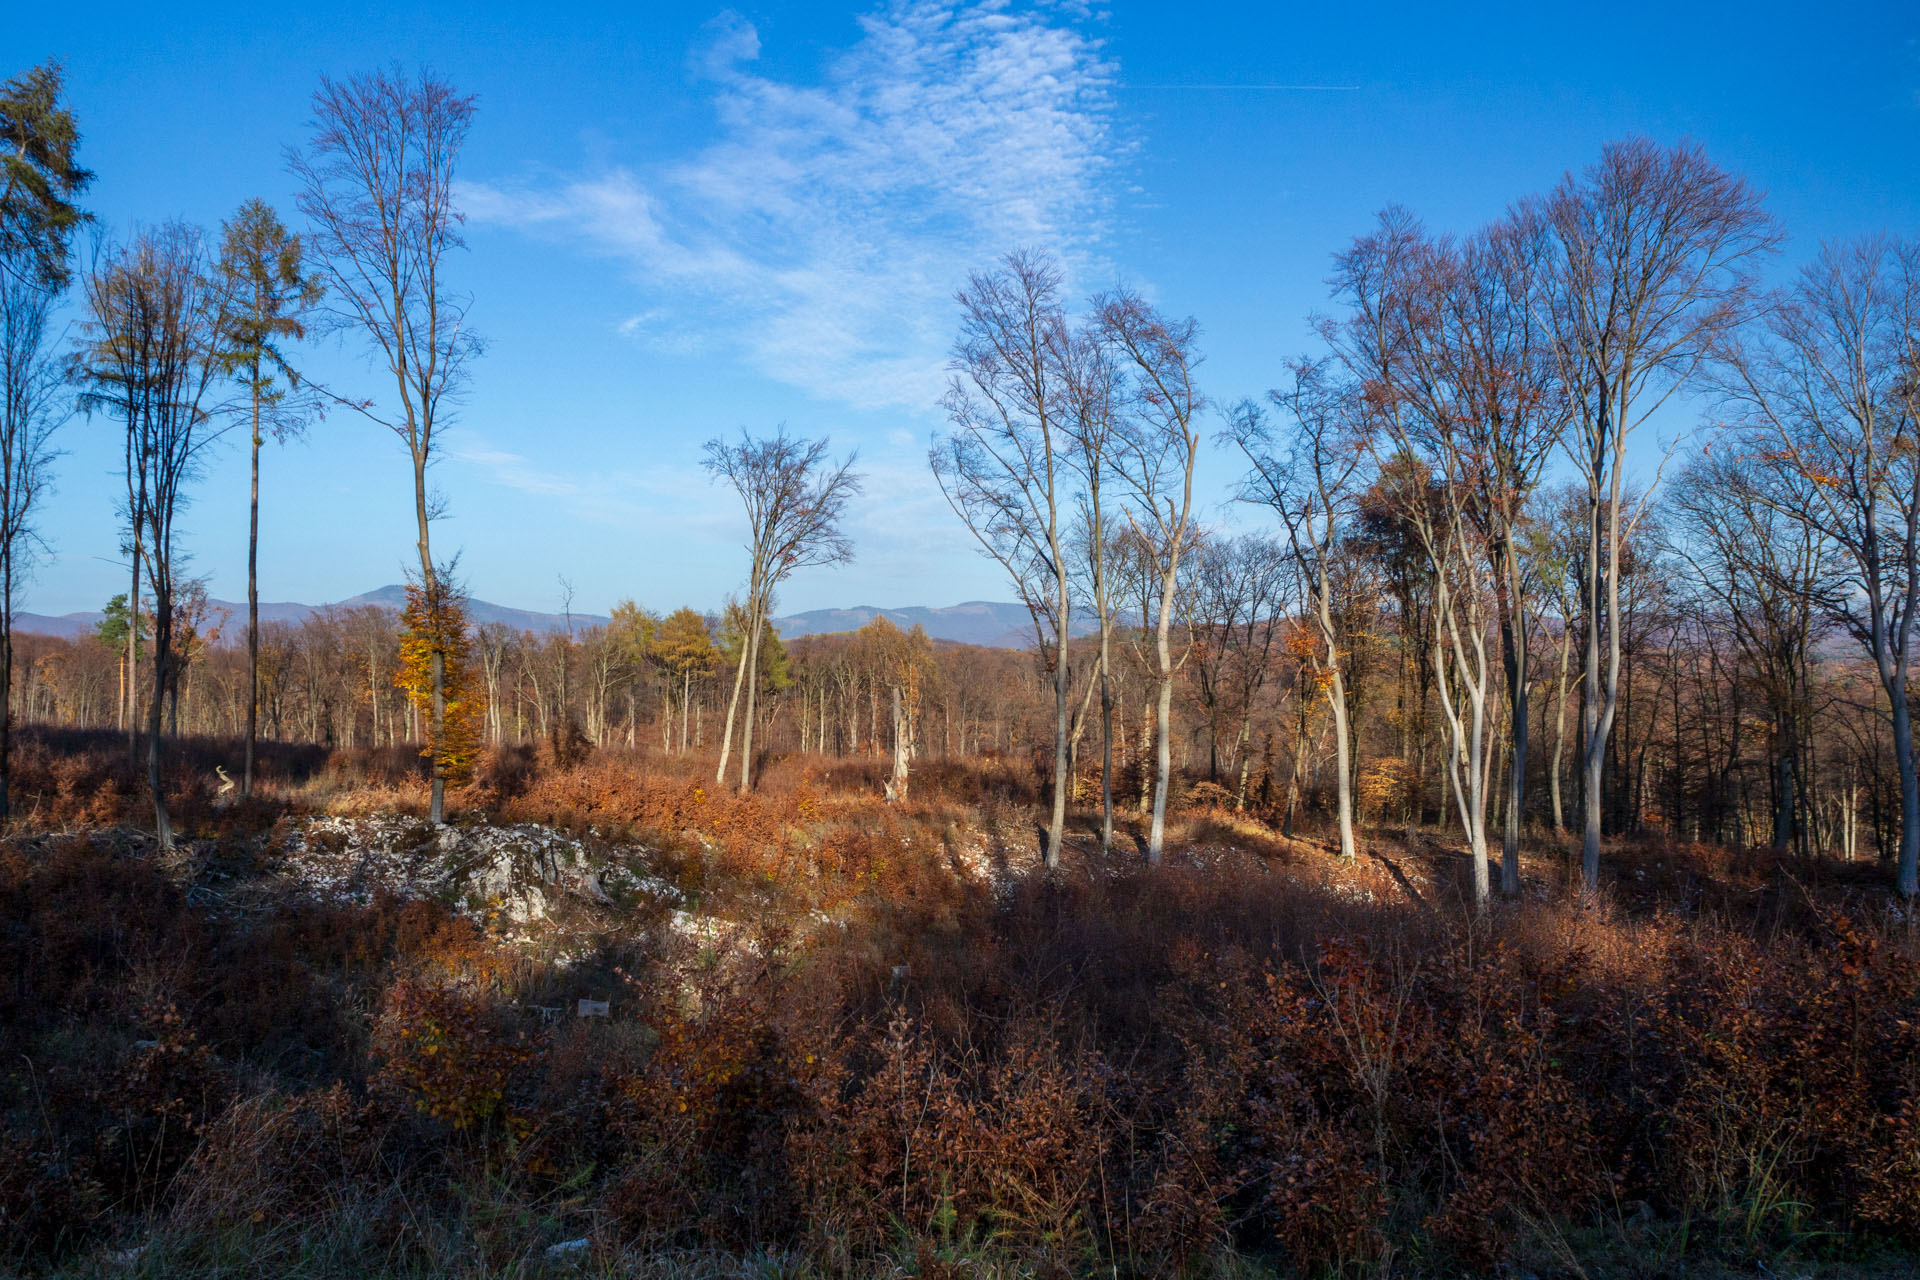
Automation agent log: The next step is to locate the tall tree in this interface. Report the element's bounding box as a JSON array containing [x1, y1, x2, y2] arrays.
[[1722, 236, 1920, 896], [0, 256, 64, 818], [0, 61, 92, 289], [1103, 289, 1204, 864], [0, 59, 87, 800], [1538, 139, 1776, 895], [1330, 208, 1568, 901], [933, 250, 1077, 867], [289, 67, 480, 824], [214, 198, 322, 798], [704, 427, 861, 793], [1233, 360, 1374, 861], [1060, 316, 1121, 853], [75, 224, 231, 851]]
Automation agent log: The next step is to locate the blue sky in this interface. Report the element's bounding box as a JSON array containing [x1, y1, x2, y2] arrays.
[[11, 0, 1918, 617]]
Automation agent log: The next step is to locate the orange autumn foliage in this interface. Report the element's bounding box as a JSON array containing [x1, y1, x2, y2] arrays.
[[394, 581, 486, 787]]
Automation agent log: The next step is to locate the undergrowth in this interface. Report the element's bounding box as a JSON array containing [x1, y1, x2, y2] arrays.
[[3, 730, 1919, 1277]]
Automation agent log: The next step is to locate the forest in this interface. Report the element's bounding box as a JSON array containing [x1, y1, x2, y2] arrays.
[[4, 52, 1920, 1280]]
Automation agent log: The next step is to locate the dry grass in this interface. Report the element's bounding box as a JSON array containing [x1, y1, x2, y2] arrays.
[[3, 731, 1919, 1277]]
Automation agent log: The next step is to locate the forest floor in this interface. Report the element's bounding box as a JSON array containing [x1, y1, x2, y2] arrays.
[[3, 732, 1920, 1278]]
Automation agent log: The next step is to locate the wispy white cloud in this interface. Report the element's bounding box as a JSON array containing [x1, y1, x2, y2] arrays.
[[465, 0, 1121, 411], [451, 445, 583, 499]]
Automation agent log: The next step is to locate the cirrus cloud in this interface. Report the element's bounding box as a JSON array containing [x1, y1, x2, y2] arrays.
[[464, 0, 1122, 411]]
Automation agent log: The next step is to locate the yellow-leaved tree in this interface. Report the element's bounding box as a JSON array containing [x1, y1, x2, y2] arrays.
[[855, 616, 934, 800], [395, 581, 485, 790]]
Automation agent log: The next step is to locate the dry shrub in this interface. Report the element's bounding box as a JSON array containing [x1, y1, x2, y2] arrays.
[[371, 975, 532, 1133], [602, 966, 804, 1248], [1197, 934, 1616, 1271], [455, 741, 538, 811], [1182, 779, 1235, 812], [792, 1011, 1104, 1270], [1638, 908, 1920, 1243], [8, 748, 1920, 1275], [1858, 1084, 1920, 1232]]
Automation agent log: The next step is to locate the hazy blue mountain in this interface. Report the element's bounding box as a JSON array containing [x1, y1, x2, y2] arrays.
[[770, 601, 1098, 648], [16, 585, 611, 641], [16, 589, 1064, 649]]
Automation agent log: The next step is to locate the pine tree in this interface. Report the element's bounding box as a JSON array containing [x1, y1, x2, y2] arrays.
[[214, 198, 322, 797]]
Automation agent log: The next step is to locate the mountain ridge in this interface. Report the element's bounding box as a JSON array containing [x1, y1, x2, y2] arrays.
[[14, 589, 1060, 650]]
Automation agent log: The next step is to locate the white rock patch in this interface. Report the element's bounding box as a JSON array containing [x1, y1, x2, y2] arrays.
[[276, 815, 682, 924]]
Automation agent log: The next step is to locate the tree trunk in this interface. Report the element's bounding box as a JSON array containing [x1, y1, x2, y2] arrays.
[[127, 542, 140, 768], [0, 556, 12, 821], [1550, 621, 1571, 831], [1099, 641, 1115, 851], [1327, 668, 1358, 860], [1580, 462, 1623, 896], [1234, 707, 1254, 810], [1044, 578, 1070, 870], [244, 378, 260, 798], [1284, 682, 1308, 838], [1887, 661, 1919, 897], [149, 575, 174, 853], [1148, 664, 1173, 864], [738, 607, 763, 792], [1146, 556, 1180, 864], [429, 648, 445, 822], [716, 605, 750, 785], [415, 451, 445, 825], [890, 683, 909, 799], [1495, 533, 1526, 895]]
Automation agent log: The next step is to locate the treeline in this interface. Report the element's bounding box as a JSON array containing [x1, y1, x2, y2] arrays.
[[14, 606, 1042, 768], [13, 521, 1907, 880]]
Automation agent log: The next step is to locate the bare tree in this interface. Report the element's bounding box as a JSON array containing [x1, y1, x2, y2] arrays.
[[1189, 534, 1289, 808], [704, 426, 861, 793], [1330, 208, 1569, 901], [1721, 236, 1920, 896], [933, 250, 1077, 866], [75, 224, 231, 851], [1538, 138, 1777, 894], [289, 67, 480, 824], [1103, 289, 1204, 864], [1325, 211, 1498, 897], [0, 260, 63, 817], [1524, 485, 1586, 834], [1665, 448, 1832, 854], [1059, 321, 1123, 854], [1233, 360, 1373, 861], [77, 237, 150, 767]]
